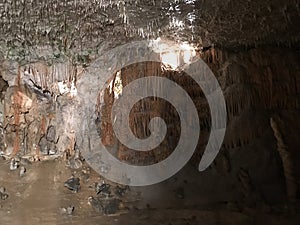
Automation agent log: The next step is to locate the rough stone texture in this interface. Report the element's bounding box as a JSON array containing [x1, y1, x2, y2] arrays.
[[1, 159, 299, 225], [0, 0, 299, 62], [0, 0, 299, 211], [0, 61, 80, 160], [0, 45, 299, 206], [98, 46, 300, 205], [100, 62, 180, 165], [201, 47, 300, 204]]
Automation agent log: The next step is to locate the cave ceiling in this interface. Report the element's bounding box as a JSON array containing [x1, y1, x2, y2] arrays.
[[0, 0, 299, 62]]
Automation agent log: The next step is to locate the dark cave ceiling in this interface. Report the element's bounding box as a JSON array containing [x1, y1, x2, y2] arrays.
[[0, 0, 299, 61]]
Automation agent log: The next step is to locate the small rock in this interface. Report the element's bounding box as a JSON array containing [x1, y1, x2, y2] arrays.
[[0, 187, 8, 200], [0, 187, 5, 193], [20, 166, 26, 176], [64, 177, 80, 193], [0, 151, 5, 157], [60, 206, 74, 215], [59, 207, 67, 214], [88, 196, 121, 215], [95, 182, 111, 195], [10, 158, 18, 170], [88, 197, 101, 213], [66, 206, 75, 215]]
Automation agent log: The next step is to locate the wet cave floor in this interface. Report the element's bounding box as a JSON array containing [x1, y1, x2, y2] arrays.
[[0, 158, 299, 225]]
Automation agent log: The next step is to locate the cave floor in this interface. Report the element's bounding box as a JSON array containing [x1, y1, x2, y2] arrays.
[[0, 158, 299, 225]]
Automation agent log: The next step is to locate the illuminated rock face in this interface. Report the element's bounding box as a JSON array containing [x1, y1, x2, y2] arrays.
[[0, 61, 80, 160]]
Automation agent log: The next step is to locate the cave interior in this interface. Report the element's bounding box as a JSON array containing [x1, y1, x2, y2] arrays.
[[0, 0, 299, 224]]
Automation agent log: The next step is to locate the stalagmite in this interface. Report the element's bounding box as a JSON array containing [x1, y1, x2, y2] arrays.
[[270, 117, 297, 202]]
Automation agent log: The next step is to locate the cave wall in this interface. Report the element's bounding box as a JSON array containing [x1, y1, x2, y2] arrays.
[[195, 47, 300, 204], [0, 60, 81, 161], [202, 47, 300, 204], [0, 45, 299, 205], [99, 46, 300, 205]]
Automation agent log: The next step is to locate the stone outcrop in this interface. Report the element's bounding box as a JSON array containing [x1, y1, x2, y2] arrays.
[[0, 60, 81, 161]]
